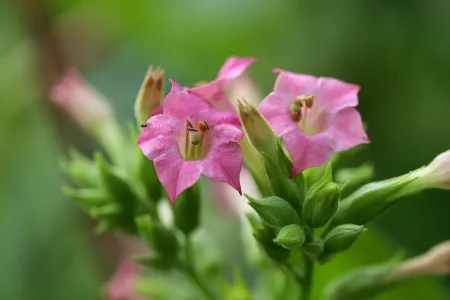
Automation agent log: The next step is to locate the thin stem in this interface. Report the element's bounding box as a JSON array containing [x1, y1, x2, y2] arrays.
[[300, 255, 314, 300], [182, 235, 215, 300]]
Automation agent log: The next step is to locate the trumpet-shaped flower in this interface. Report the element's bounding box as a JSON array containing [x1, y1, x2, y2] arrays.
[[50, 69, 115, 138], [149, 56, 255, 117], [138, 81, 243, 203], [259, 69, 369, 176], [187, 56, 256, 113]]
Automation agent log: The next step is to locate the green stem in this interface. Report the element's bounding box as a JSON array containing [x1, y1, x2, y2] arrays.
[[183, 235, 215, 300], [300, 255, 314, 300]]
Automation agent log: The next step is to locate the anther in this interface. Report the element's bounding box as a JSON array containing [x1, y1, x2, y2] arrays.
[[290, 103, 302, 113], [199, 121, 209, 132]]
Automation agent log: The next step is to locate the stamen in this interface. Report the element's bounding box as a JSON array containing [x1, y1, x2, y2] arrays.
[[290, 103, 302, 113], [196, 121, 209, 158], [305, 95, 314, 108], [290, 95, 314, 123], [199, 121, 209, 132]]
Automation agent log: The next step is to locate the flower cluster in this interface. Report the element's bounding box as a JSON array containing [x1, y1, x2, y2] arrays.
[[136, 57, 368, 203], [53, 56, 450, 300]]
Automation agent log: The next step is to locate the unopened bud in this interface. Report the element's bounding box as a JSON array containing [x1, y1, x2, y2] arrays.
[[332, 173, 419, 226], [238, 100, 278, 155], [303, 239, 325, 259], [414, 150, 450, 190], [134, 66, 164, 124], [324, 260, 399, 300], [274, 224, 305, 250], [303, 163, 341, 228], [248, 214, 289, 263], [323, 224, 365, 254], [50, 69, 116, 140], [390, 240, 450, 278], [245, 194, 300, 229]]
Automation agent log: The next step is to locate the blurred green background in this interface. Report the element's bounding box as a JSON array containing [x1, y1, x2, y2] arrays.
[[1, 0, 450, 299]]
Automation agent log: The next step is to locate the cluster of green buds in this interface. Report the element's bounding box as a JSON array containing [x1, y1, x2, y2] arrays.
[[238, 102, 366, 270], [239, 100, 450, 299]]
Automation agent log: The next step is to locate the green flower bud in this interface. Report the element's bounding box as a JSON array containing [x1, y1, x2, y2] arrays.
[[303, 164, 341, 228], [237, 100, 306, 209], [237, 100, 278, 155], [96, 152, 138, 233], [136, 215, 179, 258], [323, 260, 399, 300], [303, 239, 325, 259], [274, 224, 305, 250], [246, 194, 301, 229], [262, 138, 306, 211], [318, 253, 334, 265], [173, 185, 200, 235], [324, 224, 365, 253], [134, 66, 164, 124], [332, 173, 418, 225], [248, 214, 290, 263]]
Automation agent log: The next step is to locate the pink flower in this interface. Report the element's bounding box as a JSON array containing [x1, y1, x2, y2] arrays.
[[259, 69, 369, 176], [106, 259, 142, 300], [146, 56, 255, 117], [186, 56, 256, 113], [50, 68, 115, 138], [138, 81, 244, 203]]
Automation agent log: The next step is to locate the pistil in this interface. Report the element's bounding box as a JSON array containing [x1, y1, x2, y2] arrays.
[[184, 120, 209, 160]]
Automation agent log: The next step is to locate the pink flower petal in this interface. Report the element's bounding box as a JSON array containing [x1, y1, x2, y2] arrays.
[[258, 91, 291, 120], [328, 108, 369, 151], [190, 57, 256, 113], [202, 142, 243, 194], [282, 126, 335, 177], [217, 56, 257, 80], [137, 114, 182, 160], [154, 150, 202, 204], [273, 69, 318, 96], [317, 77, 360, 112], [164, 80, 209, 117]]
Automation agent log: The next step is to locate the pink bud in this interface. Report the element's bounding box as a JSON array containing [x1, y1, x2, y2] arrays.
[[50, 68, 115, 139]]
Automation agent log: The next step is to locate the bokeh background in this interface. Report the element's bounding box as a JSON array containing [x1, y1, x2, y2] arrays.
[[1, 0, 450, 299]]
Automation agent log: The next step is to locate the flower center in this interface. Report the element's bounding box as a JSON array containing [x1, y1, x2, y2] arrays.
[[181, 120, 210, 160], [289, 94, 324, 136]]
